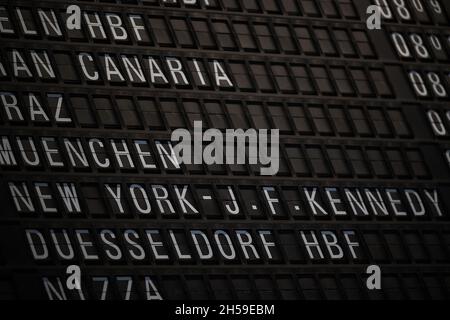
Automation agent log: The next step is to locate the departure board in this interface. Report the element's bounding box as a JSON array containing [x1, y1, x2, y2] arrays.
[[0, 0, 450, 301]]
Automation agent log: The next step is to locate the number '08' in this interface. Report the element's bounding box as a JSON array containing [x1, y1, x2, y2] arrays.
[[375, 0, 411, 20], [408, 71, 447, 97]]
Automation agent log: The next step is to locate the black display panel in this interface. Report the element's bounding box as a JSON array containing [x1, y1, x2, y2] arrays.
[[0, 0, 450, 301]]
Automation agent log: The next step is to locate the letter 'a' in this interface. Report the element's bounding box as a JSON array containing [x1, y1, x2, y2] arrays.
[[66, 5, 81, 30], [367, 5, 382, 30]]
